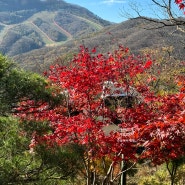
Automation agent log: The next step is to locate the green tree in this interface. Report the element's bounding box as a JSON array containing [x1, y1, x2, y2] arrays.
[[0, 54, 61, 115], [0, 54, 81, 184], [0, 116, 81, 184]]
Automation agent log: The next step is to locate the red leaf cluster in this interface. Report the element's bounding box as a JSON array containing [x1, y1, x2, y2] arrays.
[[175, 0, 185, 13], [16, 46, 185, 166]]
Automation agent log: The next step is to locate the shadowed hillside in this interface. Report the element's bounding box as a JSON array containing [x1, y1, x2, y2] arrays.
[[0, 0, 111, 56], [13, 17, 185, 73]]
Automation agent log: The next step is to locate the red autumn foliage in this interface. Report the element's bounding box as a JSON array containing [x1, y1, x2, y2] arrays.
[[175, 0, 185, 13], [16, 46, 185, 177]]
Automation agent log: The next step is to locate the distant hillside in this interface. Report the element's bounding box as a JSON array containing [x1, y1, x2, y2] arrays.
[[0, 0, 111, 56], [13, 17, 185, 73]]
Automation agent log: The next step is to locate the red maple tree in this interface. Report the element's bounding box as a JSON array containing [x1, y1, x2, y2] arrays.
[[16, 46, 185, 184]]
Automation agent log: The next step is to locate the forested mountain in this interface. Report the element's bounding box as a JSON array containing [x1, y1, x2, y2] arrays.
[[13, 17, 185, 73], [0, 0, 111, 56], [0, 0, 184, 73]]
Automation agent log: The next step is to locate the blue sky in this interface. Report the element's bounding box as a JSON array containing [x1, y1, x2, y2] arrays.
[[64, 0, 153, 23], [64, 0, 182, 23], [65, 0, 142, 23]]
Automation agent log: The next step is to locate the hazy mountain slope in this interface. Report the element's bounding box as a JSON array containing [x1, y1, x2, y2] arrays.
[[0, 0, 111, 56], [13, 17, 185, 73]]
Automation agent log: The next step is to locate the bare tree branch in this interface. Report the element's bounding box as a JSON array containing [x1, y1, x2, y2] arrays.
[[122, 0, 185, 33]]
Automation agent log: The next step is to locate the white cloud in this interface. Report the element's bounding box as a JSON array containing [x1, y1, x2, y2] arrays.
[[100, 0, 126, 5]]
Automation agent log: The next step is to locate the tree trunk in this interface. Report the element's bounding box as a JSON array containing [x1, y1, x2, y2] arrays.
[[120, 162, 127, 185]]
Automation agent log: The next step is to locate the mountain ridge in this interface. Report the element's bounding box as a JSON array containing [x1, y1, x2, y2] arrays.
[[0, 0, 111, 56], [0, 0, 184, 73], [12, 17, 185, 73]]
